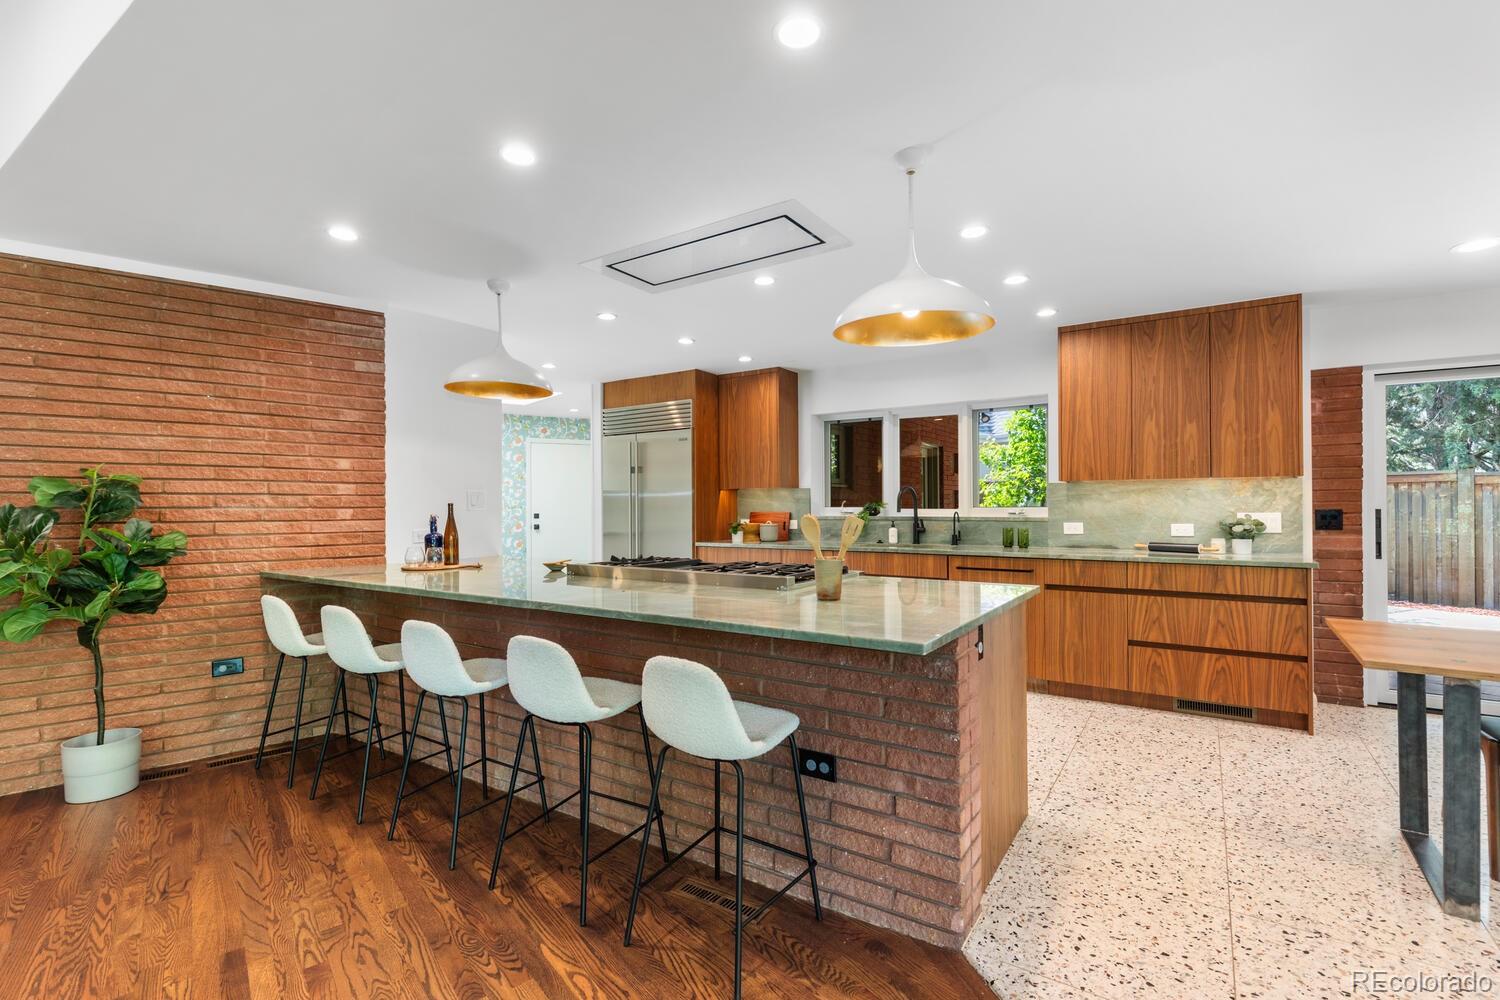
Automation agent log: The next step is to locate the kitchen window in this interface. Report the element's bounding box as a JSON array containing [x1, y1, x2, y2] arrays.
[[973, 403, 1048, 510], [827, 417, 883, 509], [898, 414, 960, 509]]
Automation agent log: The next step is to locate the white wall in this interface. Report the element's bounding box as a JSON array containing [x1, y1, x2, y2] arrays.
[[1307, 285, 1500, 371], [384, 309, 507, 560]]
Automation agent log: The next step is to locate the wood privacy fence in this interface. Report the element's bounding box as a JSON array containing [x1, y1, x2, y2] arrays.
[[1387, 470, 1500, 609]]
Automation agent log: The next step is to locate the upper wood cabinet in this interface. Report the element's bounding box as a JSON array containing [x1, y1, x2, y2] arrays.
[[1058, 325, 1133, 481], [719, 367, 799, 489], [1209, 300, 1303, 478], [1130, 314, 1211, 479], [1057, 295, 1301, 481]]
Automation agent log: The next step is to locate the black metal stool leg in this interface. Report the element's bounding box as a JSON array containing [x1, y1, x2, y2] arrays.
[[636, 707, 669, 861], [309, 669, 346, 801], [713, 759, 722, 880], [579, 722, 593, 926], [388, 690, 427, 840], [355, 674, 380, 824], [488, 715, 533, 888], [787, 734, 822, 920], [731, 759, 745, 1000], [341, 676, 352, 741], [448, 697, 469, 870], [623, 745, 670, 947], [529, 716, 550, 818], [286, 656, 311, 788], [436, 696, 456, 782], [397, 673, 408, 755], [254, 653, 285, 772], [480, 691, 489, 793]]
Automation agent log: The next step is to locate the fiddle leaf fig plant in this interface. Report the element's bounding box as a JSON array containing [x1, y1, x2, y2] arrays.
[[0, 468, 187, 746]]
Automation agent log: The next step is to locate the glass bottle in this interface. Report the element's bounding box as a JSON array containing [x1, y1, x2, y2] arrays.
[[443, 503, 460, 565], [424, 514, 443, 563]]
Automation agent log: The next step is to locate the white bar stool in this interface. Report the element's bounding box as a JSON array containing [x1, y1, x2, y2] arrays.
[[487, 635, 669, 926], [308, 605, 413, 823], [255, 595, 352, 788], [388, 620, 550, 870], [623, 655, 822, 1000]]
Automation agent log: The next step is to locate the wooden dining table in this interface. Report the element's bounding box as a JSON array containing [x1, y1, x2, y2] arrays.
[[1327, 617, 1500, 921]]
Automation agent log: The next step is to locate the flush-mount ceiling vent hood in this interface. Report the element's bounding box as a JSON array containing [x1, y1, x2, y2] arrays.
[[583, 200, 849, 293]]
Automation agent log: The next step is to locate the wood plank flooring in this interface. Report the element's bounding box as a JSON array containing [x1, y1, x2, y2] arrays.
[[0, 742, 990, 999]]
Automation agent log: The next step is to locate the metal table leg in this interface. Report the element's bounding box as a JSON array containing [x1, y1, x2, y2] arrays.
[[1397, 671, 1428, 835], [1442, 678, 1482, 920]]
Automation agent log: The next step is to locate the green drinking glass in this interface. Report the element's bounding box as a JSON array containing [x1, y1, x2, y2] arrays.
[[1002, 527, 1015, 548], [1018, 528, 1030, 550]]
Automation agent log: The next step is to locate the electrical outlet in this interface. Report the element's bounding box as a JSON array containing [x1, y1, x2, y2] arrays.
[[211, 656, 244, 678], [1238, 511, 1282, 534], [1315, 508, 1344, 531], [466, 490, 485, 511], [1062, 522, 1084, 535], [1170, 523, 1194, 537], [796, 747, 838, 783]]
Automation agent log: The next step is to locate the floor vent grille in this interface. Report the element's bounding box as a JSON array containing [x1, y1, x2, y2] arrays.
[[1175, 698, 1255, 720], [207, 750, 265, 769], [139, 765, 191, 783], [672, 878, 757, 919]]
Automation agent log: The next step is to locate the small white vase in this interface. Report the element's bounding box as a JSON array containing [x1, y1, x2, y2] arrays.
[[60, 727, 142, 804], [1230, 538, 1253, 556], [731, 531, 744, 545]]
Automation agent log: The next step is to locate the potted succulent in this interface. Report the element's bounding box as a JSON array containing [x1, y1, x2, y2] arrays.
[[857, 501, 885, 522], [0, 468, 187, 803], [1219, 514, 1266, 556], [729, 520, 746, 545]]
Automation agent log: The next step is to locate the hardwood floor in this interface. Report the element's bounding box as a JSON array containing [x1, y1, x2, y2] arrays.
[[0, 742, 990, 999]]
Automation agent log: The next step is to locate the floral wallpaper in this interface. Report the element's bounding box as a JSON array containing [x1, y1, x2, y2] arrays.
[[501, 414, 592, 589]]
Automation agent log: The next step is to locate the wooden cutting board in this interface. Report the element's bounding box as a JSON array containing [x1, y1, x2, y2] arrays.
[[400, 562, 482, 572], [747, 511, 792, 532]]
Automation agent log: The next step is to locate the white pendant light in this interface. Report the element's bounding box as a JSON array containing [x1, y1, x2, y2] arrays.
[[834, 145, 995, 346], [444, 279, 553, 400]]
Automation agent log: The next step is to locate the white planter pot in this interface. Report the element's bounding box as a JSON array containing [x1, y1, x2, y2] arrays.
[[731, 532, 744, 545], [59, 728, 141, 804], [1230, 538, 1254, 556]]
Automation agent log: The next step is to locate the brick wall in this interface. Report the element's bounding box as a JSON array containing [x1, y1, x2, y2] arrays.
[[264, 577, 1011, 947], [1310, 366, 1364, 705], [0, 253, 384, 794], [829, 419, 883, 508], [899, 415, 959, 508]]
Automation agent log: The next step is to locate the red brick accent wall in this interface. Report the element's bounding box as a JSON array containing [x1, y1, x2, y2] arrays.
[[264, 577, 1016, 947], [1310, 366, 1364, 705], [899, 415, 959, 508], [829, 419, 883, 507], [0, 253, 385, 795]]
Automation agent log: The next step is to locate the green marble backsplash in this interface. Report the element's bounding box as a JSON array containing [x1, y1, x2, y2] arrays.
[[732, 479, 1303, 553]]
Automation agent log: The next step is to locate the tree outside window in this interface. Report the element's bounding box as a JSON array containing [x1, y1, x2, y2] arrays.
[[1386, 378, 1499, 472], [976, 405, 1048, 508]]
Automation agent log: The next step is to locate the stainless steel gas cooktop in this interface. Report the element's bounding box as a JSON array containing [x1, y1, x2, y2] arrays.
[[567, 555, 848, 591]]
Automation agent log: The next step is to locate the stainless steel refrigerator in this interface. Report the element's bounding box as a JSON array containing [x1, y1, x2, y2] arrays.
[[601, 400, 694, 559]]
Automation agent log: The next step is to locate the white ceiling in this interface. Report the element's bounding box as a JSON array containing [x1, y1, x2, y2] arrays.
[[2, 0, 1499, 414]]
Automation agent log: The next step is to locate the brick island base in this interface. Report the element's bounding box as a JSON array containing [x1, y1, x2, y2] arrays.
[[262, 579, 1028, 947]]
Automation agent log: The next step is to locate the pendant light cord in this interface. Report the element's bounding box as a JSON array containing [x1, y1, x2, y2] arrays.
[[905, 167, 920, 266], [493, 286, 505, 350]]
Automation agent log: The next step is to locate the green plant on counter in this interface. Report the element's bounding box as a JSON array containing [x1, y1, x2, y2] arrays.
[[1219, 515, 1267, 539], [728, 520, 746, 536], [857, 501, 885, 522], [0, 468, 187, 746]]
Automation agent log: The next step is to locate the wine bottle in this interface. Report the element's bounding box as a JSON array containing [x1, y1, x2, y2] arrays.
[[443, 503, 460, 565], [424, 514, 443, 563]]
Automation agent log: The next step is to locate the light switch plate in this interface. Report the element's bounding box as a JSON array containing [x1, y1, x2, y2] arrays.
[[466, 490, 485, 511], [1063, 522, 1084, 535], [1238, 511, 1282, 534], [1170, 523, 1194, 537]]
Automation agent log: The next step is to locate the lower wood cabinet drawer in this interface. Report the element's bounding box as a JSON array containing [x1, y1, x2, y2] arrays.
[[1128, 645, 1309, 713], [1042, 559, 1128, 588], [1126, 562, 1309, 599], [845, 551, 948, 579], [1127, 593, 1308, 657], [948, 557, 1043, 582]]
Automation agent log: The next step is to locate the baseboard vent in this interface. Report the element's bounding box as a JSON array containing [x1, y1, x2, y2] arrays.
[[207, 750, 266, 769], [139, 765, 191, 783], [1175, 698, 1255, 720], [673, 878, 757, 919]]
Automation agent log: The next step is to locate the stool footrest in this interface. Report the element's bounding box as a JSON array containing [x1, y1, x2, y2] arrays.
[[458, 777, 544, 820], [587, 807, 665, 866], [635, 823, 817, 906]]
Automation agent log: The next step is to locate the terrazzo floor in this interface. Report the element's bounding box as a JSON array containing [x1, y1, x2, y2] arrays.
[[962, 694, 1500, 999]]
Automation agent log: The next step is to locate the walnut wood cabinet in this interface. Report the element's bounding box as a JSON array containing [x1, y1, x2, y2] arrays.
[[1057, 294, 1302, 482], [718, 367, 798, 489]]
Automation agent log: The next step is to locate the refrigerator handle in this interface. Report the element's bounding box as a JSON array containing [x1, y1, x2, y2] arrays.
[[631, 439, 640, 558]]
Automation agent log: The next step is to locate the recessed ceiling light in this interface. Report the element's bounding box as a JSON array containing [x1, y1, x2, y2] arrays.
[[738, 354, 753, 363], [959, 224, 988, 240], [326, 223, 359, 242], [499, 141, 538, 167], [1451, 236, 1500, 254], [776, 15, 820, 48], [1002, 273, 1029, 286], [596, 311, 617, 321], [1036, 307, 1057, 318], [540, 362, 556, 369], [677, 336, 695, 345], [569, 408, 579, 413], [754, 275, 776, 286]]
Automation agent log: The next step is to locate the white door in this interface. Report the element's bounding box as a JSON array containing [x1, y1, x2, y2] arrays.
[[527, 439, 594, 579]]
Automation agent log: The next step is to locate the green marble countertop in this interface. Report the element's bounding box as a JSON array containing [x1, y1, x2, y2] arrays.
[[697, 540, 1317, 569], [261, 558, 1037, 656]]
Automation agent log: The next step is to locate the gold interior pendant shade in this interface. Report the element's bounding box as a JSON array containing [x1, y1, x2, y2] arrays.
[[834, 146, 994, 347], [444, 279, 553, 400]]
